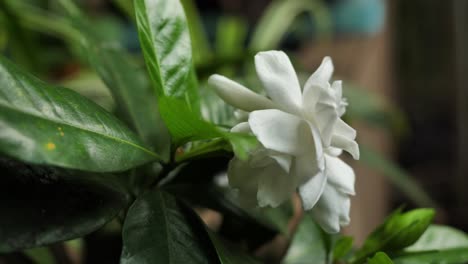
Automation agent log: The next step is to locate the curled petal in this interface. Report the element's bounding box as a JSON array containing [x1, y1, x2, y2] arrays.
[[254, 51, 302, 114], [331, 80, 343, 100], [231, 122, 251, 133], [303, 56, 334, 94], [334, 119, 357, 140], [208, 74, 276, 112], [228, 157, 259, 206], [311, 184, 351, 233], [298, 171, 327, 210], [331, 134, 359, 160], [270, 153, 292, 173], [325, 155, 355, 195], [257, 163, 295, 207], [249, 109, 318, 155]]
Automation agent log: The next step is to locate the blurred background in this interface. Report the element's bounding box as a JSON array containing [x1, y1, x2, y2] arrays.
[[1, 0, 467, 257]]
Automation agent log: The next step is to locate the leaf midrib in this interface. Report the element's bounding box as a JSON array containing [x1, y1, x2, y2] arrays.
[[0, 101, 159, 158]]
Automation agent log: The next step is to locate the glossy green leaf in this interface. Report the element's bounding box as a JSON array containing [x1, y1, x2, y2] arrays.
[[0, 56, 159, 172], [0, 157, 129, 252], [60, 4, 171, 160], [207, 229, 260, 264], [250, 0, 331, 51], [180, 0, 212, 65], [121, 190, 217, 264], [405, 225, 468, 252], [333, 236, 354, 261], [134, 0, 199, 108], [393, 248, 468, 264], [368, 252, 394, 264], [352, 208, 435, 264], [283, 214, 328, 264]]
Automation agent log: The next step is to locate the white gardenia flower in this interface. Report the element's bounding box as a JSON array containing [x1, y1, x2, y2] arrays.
[[208, 50, 359, 233]]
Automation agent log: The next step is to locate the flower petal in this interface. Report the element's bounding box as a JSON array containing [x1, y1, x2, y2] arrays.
[[325, 155, 355, 195], [331, 134, 360, 160], [231, 122, 251, 133], [331, 80, 343, 99], [298, 171, 327, 210], [334, 119, 357, 140], [315, 99, 339, 146], [311, 184, 351, 233], [270, 153, 292, 173], [228, 157, 259, 206], [254, 51, 302, 114], [249, 109, 316, 155], [208, 74, 276, 112], [304, 56, 334, 90], [257, 163, 295, 207]]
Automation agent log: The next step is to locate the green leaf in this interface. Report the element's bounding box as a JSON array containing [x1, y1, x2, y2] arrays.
[[352, 208, 435, 264], [360, 145, 438, 208], [24, 247, 56, 264], [249, 0, 331, 51], [0, 56, 159, 172], [368, 252, 394, 264], [333, 236, 354, 261], [405, 225, 468, 252], [206, 229, 260, 264], [121, 190, 217, 264], [283, 214, 328, 264], [0, 157, 129, 252], [134, 0, 199, 108], [215, 16, 247, 59], [180, 0, 212, 65], [61, 4, 171, 160], [393, 248, 468, 264]]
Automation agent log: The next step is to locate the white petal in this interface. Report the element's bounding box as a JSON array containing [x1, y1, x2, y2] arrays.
[[257, 163, 295, 207], [303, 56, 334, 94], [249, 109, 315, 155], [270, 153, 292, 173], [231, 122, 251, 133], [208, 74, 276, 112], [325, 155, 355, 195], [325, 147, 343, 157], [331, 134, 359, 159], [254, 51, 302, 114], [331, 80, 343, 99], [228, 157, 258, 190], [334, 119, 357, 140], [311, 184, 351, 233], [315, 100, 339, 146], [228, 157, 259, 206], [293, 146, 324, 185], [298, 171, 327, 210]]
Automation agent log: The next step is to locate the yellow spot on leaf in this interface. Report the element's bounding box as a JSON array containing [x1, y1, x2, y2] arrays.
[[46, 142, 56, 150], [60, 132, 65, 136]]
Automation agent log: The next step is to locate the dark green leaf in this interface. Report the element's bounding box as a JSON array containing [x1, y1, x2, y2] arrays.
[[283, 214, 328, 264], [352, 208, 435, 264], [393, 248, 468, 264], [333, 236, 353, 261], [134, 0, 199, 108], [180, 0, 212, 65], [207, 229, 260, 264], [61, 5, 171, 160], [368, 252, 394, 264], [121, 190, 217, 264], [0, 56, 159, 172], [0, 157, 129, 252], [405, 225, 468, 252]]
